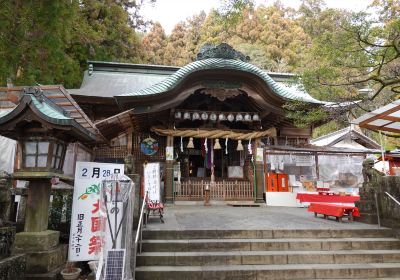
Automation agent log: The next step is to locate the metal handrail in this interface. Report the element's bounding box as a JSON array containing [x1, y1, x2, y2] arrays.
[[132, 192, 148, 279], [385, 192, 400, 206]]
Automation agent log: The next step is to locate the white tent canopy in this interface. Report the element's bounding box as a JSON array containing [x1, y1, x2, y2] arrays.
[[0, 135, 16, 174]]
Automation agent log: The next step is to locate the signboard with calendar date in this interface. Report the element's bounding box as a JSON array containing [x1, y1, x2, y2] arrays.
[[69, 161, 124, 261]]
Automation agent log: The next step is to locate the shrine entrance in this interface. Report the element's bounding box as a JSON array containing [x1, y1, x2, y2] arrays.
[[172, 136, 254, 201]]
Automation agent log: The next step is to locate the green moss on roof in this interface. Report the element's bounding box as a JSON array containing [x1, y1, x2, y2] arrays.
[[118, 58, 325, 104]]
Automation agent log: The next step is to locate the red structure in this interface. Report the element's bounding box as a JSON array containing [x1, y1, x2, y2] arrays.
[[378, 154, 400, 175]]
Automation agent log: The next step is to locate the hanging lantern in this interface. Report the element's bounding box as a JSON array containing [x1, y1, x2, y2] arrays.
[[244, 113, 252, 122], [253, 114, 260, 121], [175, 111, 182, 119], [214, 138, 221, 149], [187, 137, 194, 148], [236, 114, 243, 121], [210, 113, 217, 121], [201, 112, 208, 120], [236, 140, 244, 151], [227, 114, 234, 122], [192, 112, 200, 120], [218, 113, 226, 121], [183, 112, 191, 120]]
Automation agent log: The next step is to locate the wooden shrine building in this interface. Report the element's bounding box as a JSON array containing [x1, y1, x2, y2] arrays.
[[1, 43, 345, 203]]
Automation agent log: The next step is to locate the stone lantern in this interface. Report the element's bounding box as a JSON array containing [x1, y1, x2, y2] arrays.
[[0, 87, 97, 278]]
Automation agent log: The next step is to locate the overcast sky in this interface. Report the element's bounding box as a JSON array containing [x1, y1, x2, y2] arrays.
[[142, 0, 373, 34]]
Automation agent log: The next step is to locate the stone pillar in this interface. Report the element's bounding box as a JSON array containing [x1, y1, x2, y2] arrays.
[[24, 180, 51, 232], [16, 188, 28, 229], [355, 181, 378, 224], [127, 174, 141, 223], [13, 179, 67, 279], [254, 139, 265, 203], [165, 136, 174, 204], [0, 177, 11, 226]]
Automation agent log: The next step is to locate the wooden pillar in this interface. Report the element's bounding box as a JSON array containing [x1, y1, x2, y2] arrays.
[[127, 127, 133, 154], [24, 179, 51, 232], [165, 135, 174, 203], [254, 139, 265, 203], [314, 152, 320, 179]]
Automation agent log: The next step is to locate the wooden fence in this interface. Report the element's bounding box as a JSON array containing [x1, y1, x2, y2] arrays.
[[174, 179, 253, 201]]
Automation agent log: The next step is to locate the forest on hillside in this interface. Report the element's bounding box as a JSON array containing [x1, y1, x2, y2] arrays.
[[0, 0, 399, 138]]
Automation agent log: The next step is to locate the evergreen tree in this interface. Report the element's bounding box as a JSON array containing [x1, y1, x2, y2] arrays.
[[163, 22, 190, 66], [142, 22, 167, 65], [0, 0, 147, 88]]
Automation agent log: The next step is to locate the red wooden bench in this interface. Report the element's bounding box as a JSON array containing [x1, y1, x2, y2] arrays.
[[308, 203, 360, 223]]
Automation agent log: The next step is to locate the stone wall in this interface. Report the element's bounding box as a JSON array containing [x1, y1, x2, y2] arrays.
[[357, 173, 400, 236], [378, 176, 400, 234], [0, 227, 25, 280], [0, 254, 25, 280]]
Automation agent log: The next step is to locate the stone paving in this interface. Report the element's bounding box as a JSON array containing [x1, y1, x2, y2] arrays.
[[146, 205, 383, 230]]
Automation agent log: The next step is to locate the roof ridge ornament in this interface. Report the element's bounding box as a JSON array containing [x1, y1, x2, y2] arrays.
[[196, 43, 250, 62], [23, 86, 44, 102], [22, 86, 70, 117]]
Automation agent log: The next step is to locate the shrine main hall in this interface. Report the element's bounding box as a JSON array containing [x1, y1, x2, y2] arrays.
[[0, 43, 347, 203]]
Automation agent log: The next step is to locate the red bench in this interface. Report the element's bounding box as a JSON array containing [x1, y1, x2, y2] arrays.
[[308, 203, 360, 222], [145, 195, 164, 224]]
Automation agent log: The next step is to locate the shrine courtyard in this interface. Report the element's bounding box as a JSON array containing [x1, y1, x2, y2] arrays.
[[145, 205, 382, 230]]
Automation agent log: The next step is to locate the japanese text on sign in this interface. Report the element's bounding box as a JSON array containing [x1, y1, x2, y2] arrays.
[[69, 161, 124, 261], [143, 162, 161, 201]]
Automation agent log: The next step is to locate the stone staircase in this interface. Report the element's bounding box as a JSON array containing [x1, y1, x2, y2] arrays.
[[135, 229, 400, 280]]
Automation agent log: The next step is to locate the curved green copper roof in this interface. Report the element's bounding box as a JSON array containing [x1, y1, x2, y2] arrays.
[[0, 94, 97, 142], [31, 95, 72, 121], [118, 58, 326, 104]]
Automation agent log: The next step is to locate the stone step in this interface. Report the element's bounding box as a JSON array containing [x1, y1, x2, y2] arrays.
[[135, 262, 400, 280], [143, 228, 394, 240], [142, 238, 400, 252], [137, 250, 400, 266]]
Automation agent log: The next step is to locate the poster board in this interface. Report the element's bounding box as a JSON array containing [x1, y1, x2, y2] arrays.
[[69, 161, 124, 261], [143, 162, 161, 201], [228, 166, 244, 178]]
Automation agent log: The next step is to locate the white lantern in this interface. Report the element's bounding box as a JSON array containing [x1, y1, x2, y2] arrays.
[[183, 112, 191, 120], [192, 112, 200, 120], [218, 114, 226, 121], [210, 113, 217, 121], [236, 114, 243, 121], [201, 112, 208, 120], [175, 111, 182, 119], [227, 114, 234, 122], [253, 114, 260, 121], [244, 114, 252, 121]]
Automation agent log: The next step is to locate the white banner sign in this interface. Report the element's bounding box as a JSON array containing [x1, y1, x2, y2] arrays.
[[166, 146, 174, 161], [144, 162, 161, 201], [69, 161, 124, 261], [256, 148, 264, 163]]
